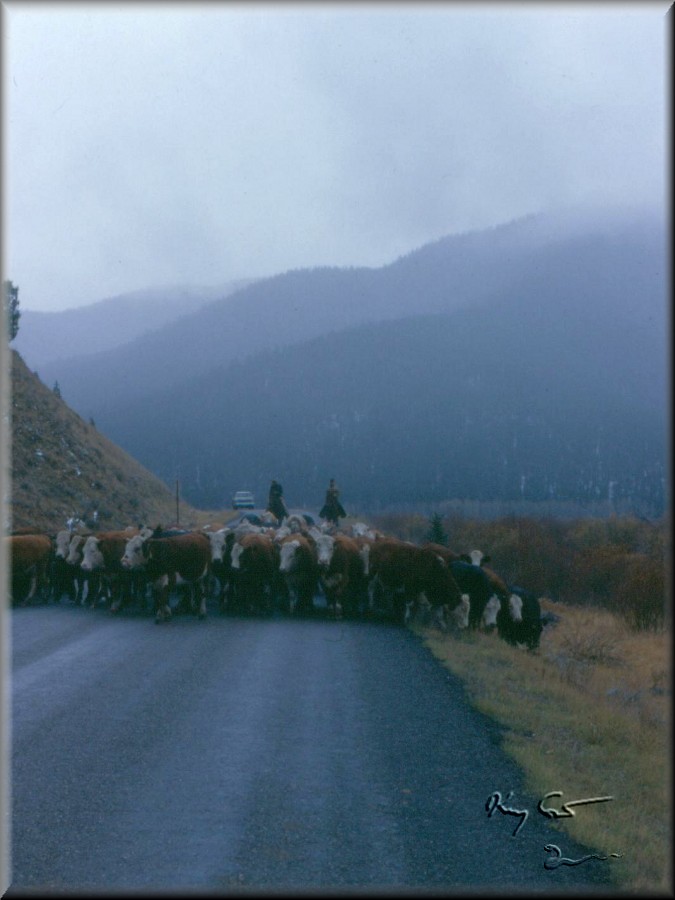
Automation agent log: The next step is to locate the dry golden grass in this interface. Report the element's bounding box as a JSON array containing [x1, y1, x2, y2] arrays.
[[417, 602, 672, 893]]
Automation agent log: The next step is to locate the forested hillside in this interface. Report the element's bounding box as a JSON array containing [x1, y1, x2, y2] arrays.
[[98, 290, 667, 516], [35, 210, 665, 422], [20, 209, 667, 518]]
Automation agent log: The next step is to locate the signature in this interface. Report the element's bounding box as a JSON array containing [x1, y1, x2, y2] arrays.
[[486, 788, 622, 870], [538, 790, 614, 819], [544, 843, 623, 869], [485, 790, 529, 836]]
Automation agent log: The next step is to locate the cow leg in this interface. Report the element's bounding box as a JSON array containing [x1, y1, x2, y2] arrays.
[[20, 572, 38, 606], [154, 576, 172, 623], [196, 581, 207, 619]]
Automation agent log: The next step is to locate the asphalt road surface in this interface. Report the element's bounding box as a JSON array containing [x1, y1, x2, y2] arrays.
[[8, 604, 617, 894]]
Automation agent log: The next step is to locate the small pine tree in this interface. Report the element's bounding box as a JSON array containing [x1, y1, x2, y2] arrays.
[[3, 280, 20, 341], [426, 513, 448, 546], [53, 380, 62, 398]]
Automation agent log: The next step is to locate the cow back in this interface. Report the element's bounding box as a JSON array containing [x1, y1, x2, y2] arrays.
[[146, 533, 211, 581]]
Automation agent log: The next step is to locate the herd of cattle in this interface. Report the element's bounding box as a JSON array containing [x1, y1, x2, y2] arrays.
[[7, 513, 547, 649]]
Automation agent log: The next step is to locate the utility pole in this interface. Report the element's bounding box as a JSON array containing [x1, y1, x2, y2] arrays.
[[175, 479, 180, 527]]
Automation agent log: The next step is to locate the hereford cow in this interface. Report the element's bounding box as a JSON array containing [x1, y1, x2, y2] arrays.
[[8, 534, 52, 605], [314, 532, 366, 619], [366, 538, 466, 626], [497, 588, 543, 650], [448, 560, 503, 631], [65, 532, 103, 607], [121, 532, 211, 623], [207, 528, 236, 611], [51, 529, 85, 603], [230, 532, 283, 615], [80, 530, 145, 613], [277, 533, 318, 615], [458, 548, 510, 598]]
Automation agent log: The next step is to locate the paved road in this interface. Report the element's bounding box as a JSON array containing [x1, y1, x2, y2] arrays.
[[8, 605, 616, 894]]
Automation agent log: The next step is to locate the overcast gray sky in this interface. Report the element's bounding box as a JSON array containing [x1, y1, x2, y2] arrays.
[[2, 1, 669, 312]]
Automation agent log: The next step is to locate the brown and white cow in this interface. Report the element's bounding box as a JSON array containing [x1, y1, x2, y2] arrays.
[[230, 532, 282, 616], [277, 533, 319, 615], [80, 530, 145, 612], [497, 588, 543, 651], [121, 531, 211, 623], [365, 538, 467, 627], [206, 528, 236, 611], [65, 532, 103, 606], [313, 532, 366, 619], [8, 534, 53, 605], [51, 529, 86, 603]]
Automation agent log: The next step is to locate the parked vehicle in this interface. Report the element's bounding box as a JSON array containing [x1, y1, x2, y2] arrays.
[[232, 491, 255, 510]]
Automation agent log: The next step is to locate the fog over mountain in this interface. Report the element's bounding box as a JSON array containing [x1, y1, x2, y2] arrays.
[[13, 280, 254, 368], [17, 207, 668, 518]]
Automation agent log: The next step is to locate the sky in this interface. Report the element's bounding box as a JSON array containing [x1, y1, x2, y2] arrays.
[[2, 1, 670, 312]]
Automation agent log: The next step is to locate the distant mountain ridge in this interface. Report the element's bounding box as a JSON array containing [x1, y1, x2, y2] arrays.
[[16, 207, 668, 518], [32, 207, 666, 422], [14, 279, 254, 368]]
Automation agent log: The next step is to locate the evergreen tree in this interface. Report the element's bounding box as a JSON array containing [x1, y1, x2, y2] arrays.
[[426, 513, 448, 545], [53, 381, 62, 398], [3, 280, 20, 341]]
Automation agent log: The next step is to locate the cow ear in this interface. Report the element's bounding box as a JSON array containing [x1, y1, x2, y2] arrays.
[[482, 555, 491, 565], [459, 554, 471, 563]]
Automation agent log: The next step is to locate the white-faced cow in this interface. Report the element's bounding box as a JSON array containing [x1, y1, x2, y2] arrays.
[[230, 532, 283, 616], [79, 530, 144, 613], [8, 534, 53, 605], [121, 531, 212, 623], [277, 533, 319, 615], [313, 532, 367, 620], [51, 529, 86, 603], [207, 528, 236, 611], [497, 587, 543, 650], [448, 560, 503, 631], [64, 532, 102, 606]]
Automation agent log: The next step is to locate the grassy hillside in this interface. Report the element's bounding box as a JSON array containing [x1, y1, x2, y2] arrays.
[[8, 350, 215, 532]]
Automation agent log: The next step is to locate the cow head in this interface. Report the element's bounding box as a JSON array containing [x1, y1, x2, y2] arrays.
[[80, 536, 104, 572], [55, 530, 72, 559], [312, 533, 335, 569], [279, 539, 300, 574], [230, 541, 245, 570], [460, 549, 491, 567], [208, 528, 231, 563], [481, 594, 501, 630], [65, 534, 86, 566], [121, 534, 150, 570], [508, 593, 523, 622]]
